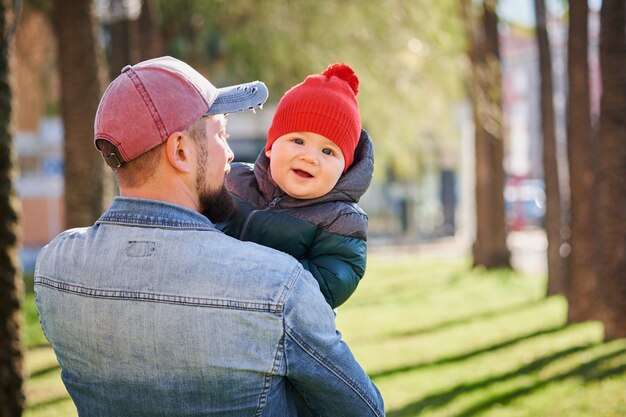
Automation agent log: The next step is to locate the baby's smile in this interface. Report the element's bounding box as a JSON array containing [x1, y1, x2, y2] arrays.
[[293, 169, 313, 178]]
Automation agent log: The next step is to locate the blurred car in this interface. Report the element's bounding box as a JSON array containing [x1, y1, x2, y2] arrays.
[[505, 179, 546, 231]]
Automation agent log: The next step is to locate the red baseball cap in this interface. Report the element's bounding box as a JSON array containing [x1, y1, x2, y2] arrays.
[[94, 56, 268, 166]]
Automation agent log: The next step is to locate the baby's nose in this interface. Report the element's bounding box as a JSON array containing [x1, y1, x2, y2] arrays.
[[300, 151, 319, 164]]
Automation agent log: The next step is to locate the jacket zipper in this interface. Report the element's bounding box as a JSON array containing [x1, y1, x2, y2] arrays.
[[239, 196, 284, 240]]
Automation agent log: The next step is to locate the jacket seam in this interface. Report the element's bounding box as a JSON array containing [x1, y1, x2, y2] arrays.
[[96, 219, 216, 230], [284, 324, 383, 417], [254, 329, 286, 417], [255, 285, 289, 417], [276, 263, 302, 306], [35, 277, 284, 313], [322, 214, 367, 240], [254, 373, 273, 417]]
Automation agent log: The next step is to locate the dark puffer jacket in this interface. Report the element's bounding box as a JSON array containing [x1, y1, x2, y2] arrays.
[[217, 129, 374, 308]]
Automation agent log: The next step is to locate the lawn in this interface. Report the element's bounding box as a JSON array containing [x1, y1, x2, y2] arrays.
[[22, 253, 626, 416]]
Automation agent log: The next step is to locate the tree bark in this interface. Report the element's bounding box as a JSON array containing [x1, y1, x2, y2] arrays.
[[107, 0, 141, 80], [461, 0, 511, 269], [53, 0, 110, 229], [565, 0, 599, 323], [106, 0, 163, 79], [596, 0, 626, 339], [0, 0, 25, 414], [108, 17, 140, 79], [137, 0, 164, 60], [534, 0, 565, 295]]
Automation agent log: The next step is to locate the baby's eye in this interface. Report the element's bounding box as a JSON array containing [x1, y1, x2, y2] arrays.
[[322, 148, 334, 156], [293, 138, 304, 145]]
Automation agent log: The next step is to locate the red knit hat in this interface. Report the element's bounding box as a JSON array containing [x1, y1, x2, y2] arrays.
[[267, 63, 361, 172]]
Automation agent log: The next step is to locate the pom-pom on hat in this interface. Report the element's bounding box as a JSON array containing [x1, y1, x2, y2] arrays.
[[267, 63, 361, 172]]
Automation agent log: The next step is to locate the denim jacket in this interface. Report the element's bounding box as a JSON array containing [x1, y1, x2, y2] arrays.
[[34, 197, 384, 417]]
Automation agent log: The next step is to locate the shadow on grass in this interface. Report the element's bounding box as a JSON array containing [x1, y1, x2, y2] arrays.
[[387, 344, 626, 417], [30, 364, 61, 379], [386, 342, 596, 416], [370, 323, 569, 380], [26, 341, 52, 350], [358, 297, 552, 344], [27, 394, 72, 411], [450, 347, 626, 417]]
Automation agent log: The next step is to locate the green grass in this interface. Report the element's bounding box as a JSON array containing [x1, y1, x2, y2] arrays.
[[337, 255, 626, 417], [22, 254, 626, 416], [22, 291, 76, 417]]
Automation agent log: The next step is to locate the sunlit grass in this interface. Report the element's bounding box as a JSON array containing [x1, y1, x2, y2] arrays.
[[23, 346, 76, 417], [337, 254, 626, 417], [22, 289, 77, 417], [22, 254, 626, 416]]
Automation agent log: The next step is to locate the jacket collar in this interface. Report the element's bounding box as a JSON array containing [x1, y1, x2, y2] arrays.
[[97, 197, 214, 229]]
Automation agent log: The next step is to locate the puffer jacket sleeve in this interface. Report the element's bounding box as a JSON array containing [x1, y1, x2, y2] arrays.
[[300, 230, 367, 309]]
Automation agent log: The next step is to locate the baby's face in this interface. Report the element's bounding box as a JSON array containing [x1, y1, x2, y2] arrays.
[[265, 131, 345, 199]]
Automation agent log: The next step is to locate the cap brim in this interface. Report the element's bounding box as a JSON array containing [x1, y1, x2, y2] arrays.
[[205, 81, 269, 115]]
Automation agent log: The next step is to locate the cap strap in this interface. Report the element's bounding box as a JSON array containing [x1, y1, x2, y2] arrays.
[[103, 152, 123, 168]]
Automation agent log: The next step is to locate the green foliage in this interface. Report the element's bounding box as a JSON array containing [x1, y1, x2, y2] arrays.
[[23, 293, 48, 349], [155, 0, 467, 180], [22, 253, 626, 416]]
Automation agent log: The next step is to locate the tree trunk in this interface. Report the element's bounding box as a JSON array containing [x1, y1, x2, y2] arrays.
[[534, 0, 565, 295], [108, 18, 140, 79], [565, 0, 599, 323], [106, 0, 164, 79], [461, 0, 511, 269], [0, 0, 25, 415], [53, 0, 110, 229], [596, 0, 626, 339], [137, 0, 164, 60], [107, 0, 141, 80]]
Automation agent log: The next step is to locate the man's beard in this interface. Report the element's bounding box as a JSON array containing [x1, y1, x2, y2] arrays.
[[193, 135, 235, 223], [199, 183, 235, 223]]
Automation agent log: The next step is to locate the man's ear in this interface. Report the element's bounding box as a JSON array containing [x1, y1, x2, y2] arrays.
[[265, 147, 271, 158], [165, 132, 193, 173]]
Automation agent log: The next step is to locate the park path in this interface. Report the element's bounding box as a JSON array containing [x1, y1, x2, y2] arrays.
[[369, 229, 547, 275]]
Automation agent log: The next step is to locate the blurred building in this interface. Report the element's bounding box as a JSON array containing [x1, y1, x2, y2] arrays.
[[498, 9, 599, 232], [16, 118, 64, 247]]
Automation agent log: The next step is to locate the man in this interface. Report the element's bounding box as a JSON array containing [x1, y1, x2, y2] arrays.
[[34, 56, 384, 417]]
